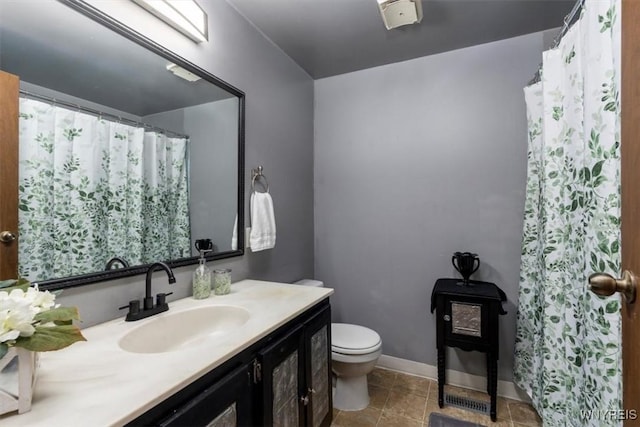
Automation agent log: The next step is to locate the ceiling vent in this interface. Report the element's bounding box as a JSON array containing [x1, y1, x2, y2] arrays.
[[377, 0, 423, 30]]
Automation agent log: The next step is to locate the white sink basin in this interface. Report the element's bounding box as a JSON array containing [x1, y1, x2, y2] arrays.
[[118, 305, 251, 354]]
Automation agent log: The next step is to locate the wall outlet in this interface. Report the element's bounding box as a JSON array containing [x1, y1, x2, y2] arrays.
[[245, 227, 251, 248]]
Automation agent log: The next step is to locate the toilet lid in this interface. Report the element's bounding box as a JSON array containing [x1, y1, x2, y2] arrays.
[[331, 323, 382, 355]]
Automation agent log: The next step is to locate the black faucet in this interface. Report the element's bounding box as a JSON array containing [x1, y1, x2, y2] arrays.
[[120, 262, 176, 321], [144, 262, 176, 309], [105, 256, 130, 270]]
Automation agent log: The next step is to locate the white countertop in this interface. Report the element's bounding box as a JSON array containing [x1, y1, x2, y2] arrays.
[[0, 280, 333, 427]]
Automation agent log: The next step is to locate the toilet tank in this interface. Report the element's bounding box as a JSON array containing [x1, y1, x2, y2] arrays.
[[294, 279, 324, 288]]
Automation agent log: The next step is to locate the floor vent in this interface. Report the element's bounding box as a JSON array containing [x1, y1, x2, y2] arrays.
[[444, 393, 490, 415]]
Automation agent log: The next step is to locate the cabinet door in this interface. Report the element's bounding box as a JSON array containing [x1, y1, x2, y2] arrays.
[[442, 296, 492, 352], [159, 362, 254, 427], [259, 324, 305, 427], [304, 305, 332, 427]]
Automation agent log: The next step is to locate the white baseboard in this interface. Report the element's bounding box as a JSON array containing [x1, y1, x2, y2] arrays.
[[376, 354, 531, 402]]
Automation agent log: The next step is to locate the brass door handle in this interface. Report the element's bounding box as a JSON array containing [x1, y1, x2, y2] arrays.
[[0, 231, 17, 243], [588, 270, 636, 304]]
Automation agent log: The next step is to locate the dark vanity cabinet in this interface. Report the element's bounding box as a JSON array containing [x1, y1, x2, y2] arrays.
[[128, 300, 332, 427], [260, 324, 306, 426], [304, 307, 332, 427], [259, 305, 332, 427], [158, 363, 254, 426]]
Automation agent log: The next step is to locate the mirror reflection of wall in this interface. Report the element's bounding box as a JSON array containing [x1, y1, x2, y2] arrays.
[[0, 0, 243, 285], [144, 97, 239, 257]]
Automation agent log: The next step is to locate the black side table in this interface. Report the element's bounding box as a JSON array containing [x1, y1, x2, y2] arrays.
[[430, 278, 507, 421]]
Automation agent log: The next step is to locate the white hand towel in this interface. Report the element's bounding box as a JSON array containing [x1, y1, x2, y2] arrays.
[[231, 214, 238, 250], [250, 192, 276, 251]]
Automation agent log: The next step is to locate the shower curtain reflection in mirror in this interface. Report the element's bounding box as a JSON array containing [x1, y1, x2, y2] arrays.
[[18, 97, 191, 282]]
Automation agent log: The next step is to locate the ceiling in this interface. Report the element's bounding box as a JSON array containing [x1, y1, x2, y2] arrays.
[[227, 0, 575, 79], [0, 1, 235, 117]]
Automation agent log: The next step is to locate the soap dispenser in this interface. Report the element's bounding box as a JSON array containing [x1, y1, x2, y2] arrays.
[[192, 248, 212, 299]]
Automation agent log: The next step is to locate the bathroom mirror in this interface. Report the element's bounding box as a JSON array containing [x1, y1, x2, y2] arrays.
[[0, 0, 245, 290]]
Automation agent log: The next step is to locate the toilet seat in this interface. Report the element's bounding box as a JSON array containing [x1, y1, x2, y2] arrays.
[[331, 323, 382, 355]]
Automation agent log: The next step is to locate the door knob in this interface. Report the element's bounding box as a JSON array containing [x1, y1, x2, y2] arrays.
[[0, 231, 16, 243], [588, 270, 636, 304]]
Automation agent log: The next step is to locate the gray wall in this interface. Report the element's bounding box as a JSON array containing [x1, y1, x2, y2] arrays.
[[314, 32, 547, 381], [143, 108, 185, 135], [56, 0, 315, 327], [185, 99, 239, 254]]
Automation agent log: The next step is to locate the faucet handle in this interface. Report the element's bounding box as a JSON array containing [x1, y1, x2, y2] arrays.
[[119, 300, 140, 316], [156, 292, 173, 306]]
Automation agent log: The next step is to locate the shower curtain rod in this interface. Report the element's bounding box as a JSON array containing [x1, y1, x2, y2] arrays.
[[528, 0, 585, 85], [19, 89, 190, 140], [552, 0, 585, 48]]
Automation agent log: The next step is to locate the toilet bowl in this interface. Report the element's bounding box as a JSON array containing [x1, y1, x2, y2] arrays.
[[331, 323, 382, 411], [294, 279, 382, 411]]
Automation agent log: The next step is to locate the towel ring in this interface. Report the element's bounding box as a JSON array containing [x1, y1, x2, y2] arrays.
[[251, 166, 269, 193]]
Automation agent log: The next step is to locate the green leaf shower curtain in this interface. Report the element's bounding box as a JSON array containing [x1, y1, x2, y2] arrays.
[[18, 98, 191, 281], [514, 1, 621, 425]]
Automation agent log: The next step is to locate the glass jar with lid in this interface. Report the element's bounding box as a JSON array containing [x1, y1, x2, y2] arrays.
[[213, 268, 232, 295]]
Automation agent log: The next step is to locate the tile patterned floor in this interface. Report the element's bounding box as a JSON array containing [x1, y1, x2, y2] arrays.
[[331, 368, 542, 427]]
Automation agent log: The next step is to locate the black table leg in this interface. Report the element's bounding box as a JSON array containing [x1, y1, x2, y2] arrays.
[[486, 353, 491, 394], [488, 354, 497, 421], [437, 347, 445, 408]]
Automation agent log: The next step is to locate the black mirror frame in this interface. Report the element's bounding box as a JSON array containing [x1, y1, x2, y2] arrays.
[[35, 0, 245, 291]]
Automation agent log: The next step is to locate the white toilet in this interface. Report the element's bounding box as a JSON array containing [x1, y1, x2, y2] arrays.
[[295, 279, 382, 411]]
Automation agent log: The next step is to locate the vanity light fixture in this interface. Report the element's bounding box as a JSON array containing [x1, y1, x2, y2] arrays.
[[132, 0, 208, 43]]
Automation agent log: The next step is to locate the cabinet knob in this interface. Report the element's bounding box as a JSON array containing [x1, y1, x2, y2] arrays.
[[300, 395, 309, 406]]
